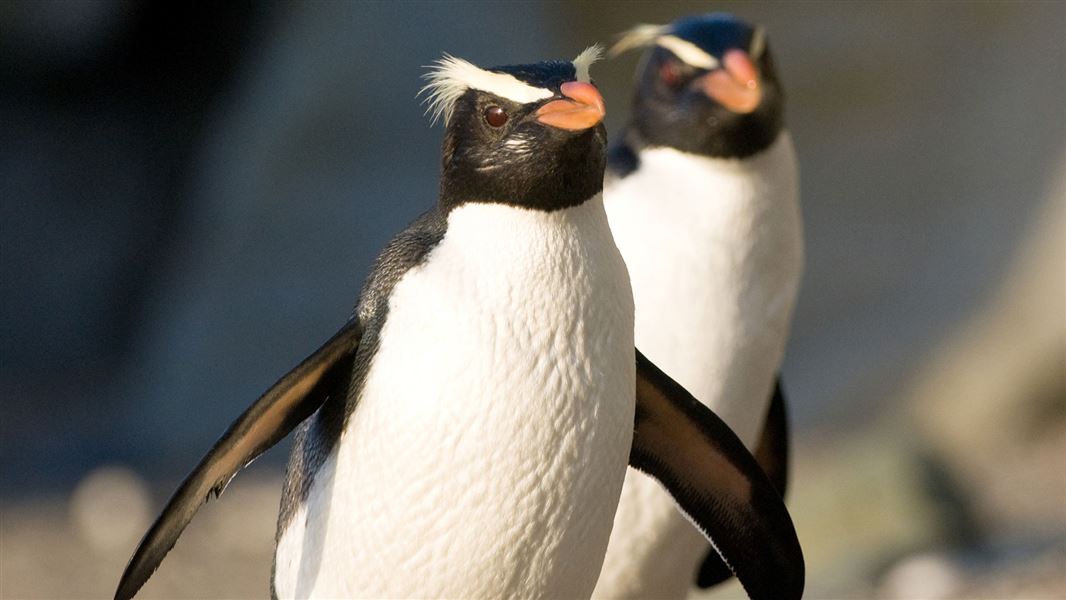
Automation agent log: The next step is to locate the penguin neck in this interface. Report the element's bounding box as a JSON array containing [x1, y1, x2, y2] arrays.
[[604, 131, 801, 262], [437, 127, 607, 214], [439, 188, 605, 216], [623, 93, 785, 156], [443, 191, 610, 233], [627, 88, 785, 160], [434, 192, 623, 300], [609, 127, 792, 184]]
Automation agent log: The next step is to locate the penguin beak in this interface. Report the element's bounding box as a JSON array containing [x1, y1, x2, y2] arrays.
[[535, 81, 606, 131], [698, 49, 761, 114]]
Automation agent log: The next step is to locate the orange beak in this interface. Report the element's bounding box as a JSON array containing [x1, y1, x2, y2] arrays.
[[699, 49, 761, 114], [535, 81, 606, 131]]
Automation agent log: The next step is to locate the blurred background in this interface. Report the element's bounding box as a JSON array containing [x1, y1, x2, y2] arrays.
[[1, 1, 1062, 598]]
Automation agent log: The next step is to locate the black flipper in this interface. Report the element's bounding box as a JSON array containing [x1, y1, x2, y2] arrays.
[[755, 378, 790, 496], [631, 355, 804, 600], [695, 377, 791, 588], [114, 321, 363, 600]]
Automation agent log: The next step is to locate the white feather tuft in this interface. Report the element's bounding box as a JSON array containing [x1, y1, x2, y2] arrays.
[[419, 54, 479, 126], [420, 54, 553, 126], [656, 35, 719, 70], [749, 25, 767, 59], [608, 24, 667, 57], [572, 45, 604, 83]]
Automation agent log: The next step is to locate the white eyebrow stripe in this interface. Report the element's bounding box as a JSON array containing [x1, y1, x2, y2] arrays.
[[461, 69, 553, 103], [572, 44, 604, 83], [421, 55, 552, 125], [656, 35, 719, 70]]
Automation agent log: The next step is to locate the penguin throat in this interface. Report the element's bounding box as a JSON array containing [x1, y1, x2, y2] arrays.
[[630, 94, 783, 160], [438, 129, 607, 213]]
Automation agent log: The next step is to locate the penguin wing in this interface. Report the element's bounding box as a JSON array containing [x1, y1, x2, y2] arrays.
[[114, 320, 363, 600], [631, 353, 804, 600], [754, 377, 791, 495], [695, 376, 791, 589]]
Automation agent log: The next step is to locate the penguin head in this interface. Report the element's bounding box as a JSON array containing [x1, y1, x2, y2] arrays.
[[614, 14, 784, 159], [422, 47, 608, 212]]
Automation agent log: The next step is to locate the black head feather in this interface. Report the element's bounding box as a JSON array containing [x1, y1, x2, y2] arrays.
[[628, 13, 785, 159], [434, 60, 607, 213]]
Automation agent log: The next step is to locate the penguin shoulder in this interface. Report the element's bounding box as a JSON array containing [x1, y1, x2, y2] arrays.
[[355, 207, 449, 323]]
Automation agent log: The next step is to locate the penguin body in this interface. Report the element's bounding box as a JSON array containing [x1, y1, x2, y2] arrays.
[[606, 136, 800, 443], [595, 14, 803, 599], [273, 196, 634, 598], [267, 49, 639, 599], [116, 46, 804, 600], [598, 136, 801, 598]]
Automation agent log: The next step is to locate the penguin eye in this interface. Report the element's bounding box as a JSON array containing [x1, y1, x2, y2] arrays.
[[484, 106, 508, 128], [659, 60, 683, 88]]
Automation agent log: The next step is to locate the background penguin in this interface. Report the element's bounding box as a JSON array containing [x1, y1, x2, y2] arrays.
[[114, 49, 803, 600], [594, 14, 805, 598]]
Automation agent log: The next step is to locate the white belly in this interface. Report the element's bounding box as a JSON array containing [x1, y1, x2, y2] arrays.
[[274, 197, 636, 599], [595, 133, 803, 598]]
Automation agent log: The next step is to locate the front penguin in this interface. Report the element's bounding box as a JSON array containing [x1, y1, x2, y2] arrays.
[[272, 48, 637, 598]]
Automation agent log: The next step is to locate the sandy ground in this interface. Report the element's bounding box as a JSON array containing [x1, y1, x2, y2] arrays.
[[3, 433, 1062, 600]]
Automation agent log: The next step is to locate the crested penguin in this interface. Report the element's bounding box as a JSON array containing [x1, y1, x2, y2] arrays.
[[594, 14, 805, 599], [114, 48, 803, 600]]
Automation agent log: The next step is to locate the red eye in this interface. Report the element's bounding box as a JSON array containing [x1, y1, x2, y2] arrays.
[[659, 60, 682, 87], [484, 106, 508, 127]]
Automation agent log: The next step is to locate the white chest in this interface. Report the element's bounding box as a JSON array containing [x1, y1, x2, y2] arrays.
[[593, 133, 803, 599], [275, 197, 636, 599], [604, 133, 802, 441]]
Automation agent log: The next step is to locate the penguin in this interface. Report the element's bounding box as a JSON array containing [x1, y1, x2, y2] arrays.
[[114, 48, 803, 600], [594, 14, 805, 599]]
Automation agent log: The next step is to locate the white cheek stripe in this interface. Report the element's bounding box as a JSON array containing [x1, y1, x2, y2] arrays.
[[421, 55, 552, 125], [656, 35, 719, 70]]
